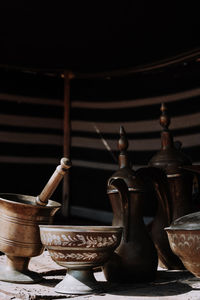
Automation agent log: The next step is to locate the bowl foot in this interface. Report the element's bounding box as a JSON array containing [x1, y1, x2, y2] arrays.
[[0, 255, 42, 283], [55, 268, 103, 295]]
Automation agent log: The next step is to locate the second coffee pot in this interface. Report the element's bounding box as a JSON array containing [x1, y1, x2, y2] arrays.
[[103, 126, 159, 283], [149, 103, 195, 269]]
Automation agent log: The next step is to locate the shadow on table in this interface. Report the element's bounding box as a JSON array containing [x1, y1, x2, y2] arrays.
[[40, 268, 66, 276], [101, 281, 192, 297], [36, 269, 66, 288], [99, 270, 198, 297], [156, 270, 194, 282]]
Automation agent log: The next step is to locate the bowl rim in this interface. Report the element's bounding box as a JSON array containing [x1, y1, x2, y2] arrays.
[[165, 226, 200, 231], [0, 193, 61, 208], [39, 225, 123, 232]]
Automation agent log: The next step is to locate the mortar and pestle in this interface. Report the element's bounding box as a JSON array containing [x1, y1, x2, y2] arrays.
[[0, 157, 71, 283]]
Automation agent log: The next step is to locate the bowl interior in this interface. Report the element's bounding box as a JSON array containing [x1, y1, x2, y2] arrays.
[[0, 193, 61, 207]]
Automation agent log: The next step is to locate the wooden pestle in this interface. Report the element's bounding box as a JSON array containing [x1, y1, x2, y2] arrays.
[[36, 157, 72, 206]]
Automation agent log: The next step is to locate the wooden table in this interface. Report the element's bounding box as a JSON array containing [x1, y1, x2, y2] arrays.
[[0, 251, 200, 300]]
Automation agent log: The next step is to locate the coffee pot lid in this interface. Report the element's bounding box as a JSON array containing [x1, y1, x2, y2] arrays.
[[107, 126, 144, 193], [149, 103, 191, 173], [166, 211, 200, 230]]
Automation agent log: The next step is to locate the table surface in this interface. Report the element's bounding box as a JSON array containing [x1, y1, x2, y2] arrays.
[[0, 251, 200, 300]]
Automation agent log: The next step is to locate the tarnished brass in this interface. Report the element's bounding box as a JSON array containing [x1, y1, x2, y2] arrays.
[[103, 126, 159, 283], [149, 103, 194, 269], [0, 157, 71, 283], [0, 194, 61, 283], [165, 211, 200, 278]]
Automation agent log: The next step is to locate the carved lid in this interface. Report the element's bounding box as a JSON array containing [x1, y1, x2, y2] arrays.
[[149, 103, 191, 174], [165, 211, 200, 230], [107, 126, 144, 194]]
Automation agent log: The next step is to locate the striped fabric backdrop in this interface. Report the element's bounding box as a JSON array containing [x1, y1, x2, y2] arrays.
[[0, 65, 200, 221]]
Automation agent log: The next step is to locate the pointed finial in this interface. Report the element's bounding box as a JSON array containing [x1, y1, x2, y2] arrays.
[[160, 103, 171, 130], [118, 126, 129, 154]]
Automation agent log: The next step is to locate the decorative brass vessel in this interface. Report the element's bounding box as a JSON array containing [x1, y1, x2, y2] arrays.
[[0, 193, 61, 283], [0, 157, 71, 283], [39, 225, 122, 294], [149, 103, 194, 269], [103, 127, 159, 283], [165, 211, 200, 277]]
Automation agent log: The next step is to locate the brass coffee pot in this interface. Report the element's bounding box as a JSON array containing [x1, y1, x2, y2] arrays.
[[149, 103, 195, 269], [0, 157, 71, 283], [103, 126, 158, 283]]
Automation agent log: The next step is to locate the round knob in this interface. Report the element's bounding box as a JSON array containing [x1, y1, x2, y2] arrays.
[[118, 126, 129, 154], [160, 103, 171, 130]]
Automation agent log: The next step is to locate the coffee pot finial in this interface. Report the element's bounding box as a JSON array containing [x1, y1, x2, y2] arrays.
[[160, 102, 170, 131], [118, 126, 130, 169], [118, 126, 129, 154]]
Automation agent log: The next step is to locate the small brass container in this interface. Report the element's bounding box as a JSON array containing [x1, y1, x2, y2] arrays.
[[0, 193, 60, 283]]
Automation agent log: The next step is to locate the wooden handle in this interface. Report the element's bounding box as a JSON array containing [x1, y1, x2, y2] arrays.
[[36, 157, 72, 206]]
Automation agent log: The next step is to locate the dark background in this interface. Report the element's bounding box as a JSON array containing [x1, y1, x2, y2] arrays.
[[0, 2, 200, 71]]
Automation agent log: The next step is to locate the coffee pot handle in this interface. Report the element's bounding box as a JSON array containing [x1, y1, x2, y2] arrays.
[[136, 167, 172, 224], [36, 157, 72, 206], [108, 177, 130, 242]]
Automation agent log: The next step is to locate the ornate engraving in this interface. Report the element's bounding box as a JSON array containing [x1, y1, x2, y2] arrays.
[[50, 251, 101, 260], [42, 232, 118, 248], [169, 233, 200, 251]]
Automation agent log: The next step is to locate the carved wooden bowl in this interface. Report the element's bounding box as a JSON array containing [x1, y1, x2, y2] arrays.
[[165, 211, 200, 278], [39, 225, 122, 294]]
